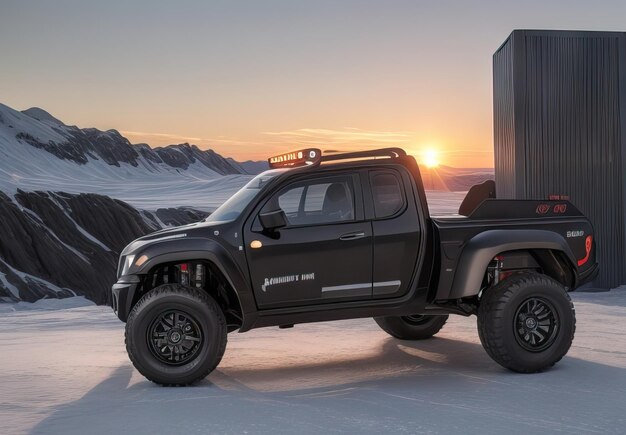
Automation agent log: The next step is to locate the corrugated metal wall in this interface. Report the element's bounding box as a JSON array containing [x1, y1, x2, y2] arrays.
[[493, 30, 626, 289], [493, 36, 517, 199]]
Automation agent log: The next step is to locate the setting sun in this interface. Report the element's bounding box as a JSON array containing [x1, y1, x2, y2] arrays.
[[422, 149, 440, 168]]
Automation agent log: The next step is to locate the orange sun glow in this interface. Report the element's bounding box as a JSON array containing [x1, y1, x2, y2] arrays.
[[422, 149, 440, 168]]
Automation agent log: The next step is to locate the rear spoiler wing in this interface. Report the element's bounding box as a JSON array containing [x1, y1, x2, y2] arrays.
[[468, 199, 584, 219]]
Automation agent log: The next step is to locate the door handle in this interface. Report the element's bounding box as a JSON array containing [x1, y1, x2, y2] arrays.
[[339, 231, 366, 241]]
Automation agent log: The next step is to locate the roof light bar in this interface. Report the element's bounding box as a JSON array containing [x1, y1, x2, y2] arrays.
[[267, 147, 406, 169], [268, 148, 322, 169]]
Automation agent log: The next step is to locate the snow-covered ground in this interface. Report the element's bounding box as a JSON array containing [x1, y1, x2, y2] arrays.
[[1, 291, 625, 435], [424, 191, 468, 215]]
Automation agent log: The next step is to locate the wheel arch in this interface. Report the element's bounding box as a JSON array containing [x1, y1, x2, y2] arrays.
[[526, 248, 576, 289], [443, 229, 576, 300], [128, 240, 253, 330]]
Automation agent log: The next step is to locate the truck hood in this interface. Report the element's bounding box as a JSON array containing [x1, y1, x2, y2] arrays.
[[121, 221, 214, 256]]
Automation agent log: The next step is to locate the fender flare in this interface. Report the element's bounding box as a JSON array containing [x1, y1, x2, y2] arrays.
[[129, 238, 254, 318], [443, 229, 576, 300]]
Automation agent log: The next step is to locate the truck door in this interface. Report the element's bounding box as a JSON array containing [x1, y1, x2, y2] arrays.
[[244, 173, 373, 309], [368, 169, 421, 298]]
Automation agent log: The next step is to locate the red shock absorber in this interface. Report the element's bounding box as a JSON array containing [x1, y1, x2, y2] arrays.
[[180, 263, 189, 286]]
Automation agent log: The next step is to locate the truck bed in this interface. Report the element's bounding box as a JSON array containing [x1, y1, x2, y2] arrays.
[[430, 199, 597, 301]]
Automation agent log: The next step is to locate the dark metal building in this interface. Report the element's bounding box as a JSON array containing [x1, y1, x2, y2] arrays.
[[493, 30, 626, 288]]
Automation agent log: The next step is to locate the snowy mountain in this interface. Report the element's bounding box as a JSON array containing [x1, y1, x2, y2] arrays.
[[227, 157, 270, 175], [0, 102, 259, 303], [0, 102, 265, 210], [6, 103, 246, 174], [0, 190, 208, 304]]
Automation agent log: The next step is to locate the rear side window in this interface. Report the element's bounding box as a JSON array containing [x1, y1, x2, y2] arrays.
[[370, 172, 404, 218]]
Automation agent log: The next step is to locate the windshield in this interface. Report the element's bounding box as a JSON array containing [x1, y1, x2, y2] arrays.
[[205, 170, 284, 223]]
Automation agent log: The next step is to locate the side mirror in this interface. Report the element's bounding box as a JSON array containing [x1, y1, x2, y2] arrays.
[[259, 209, 287, 231]]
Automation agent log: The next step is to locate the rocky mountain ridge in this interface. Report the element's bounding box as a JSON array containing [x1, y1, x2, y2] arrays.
[[8, 104, 266, 175], [0, 190, 208, 304]]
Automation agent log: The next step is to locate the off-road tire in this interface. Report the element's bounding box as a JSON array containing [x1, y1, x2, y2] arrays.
[[125, 284, 227, 386], [374, 314, 448, 340], [477, 272, 576, 373]]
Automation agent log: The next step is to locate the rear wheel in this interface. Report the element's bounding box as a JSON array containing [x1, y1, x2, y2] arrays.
[[125, 284, 227, 386], [374, 314, 448, 340], [477, 272, 575, 373]]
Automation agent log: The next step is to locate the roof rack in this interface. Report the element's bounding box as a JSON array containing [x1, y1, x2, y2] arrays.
[[267, 147, 406, 169], [321, 147, 406, 162]]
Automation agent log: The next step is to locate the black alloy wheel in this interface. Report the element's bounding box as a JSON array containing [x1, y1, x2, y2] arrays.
[[125, 284, 227, 386], [148, 310, 204, 365], [477, 272, 575, 373], [514, 297, 559, 352]]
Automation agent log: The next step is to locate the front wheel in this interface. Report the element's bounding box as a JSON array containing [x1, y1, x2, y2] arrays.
[[125, 284, 227, 386], [477, 272, 576, 373], [374, 314, 448, 340]]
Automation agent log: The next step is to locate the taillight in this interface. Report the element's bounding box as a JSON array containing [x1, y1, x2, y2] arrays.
[[577, 235, 593, 266]]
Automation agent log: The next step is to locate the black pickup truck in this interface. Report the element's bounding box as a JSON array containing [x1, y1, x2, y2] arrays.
[[112, 148, 598, 386]]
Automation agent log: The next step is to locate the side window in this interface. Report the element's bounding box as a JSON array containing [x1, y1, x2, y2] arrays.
[[303, 183, 329, 212], [274, 177, 355, 226], [278, 186, 304, 217], [371, 171, 404, 218]]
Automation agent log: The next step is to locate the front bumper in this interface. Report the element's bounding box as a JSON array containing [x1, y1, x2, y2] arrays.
[[111, 275, 140, 322]]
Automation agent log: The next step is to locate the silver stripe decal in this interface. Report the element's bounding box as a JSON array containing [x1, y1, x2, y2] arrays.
[[321, 280, 401, 293], [373, 280, 401, 288], [321, 283, 371, 292]]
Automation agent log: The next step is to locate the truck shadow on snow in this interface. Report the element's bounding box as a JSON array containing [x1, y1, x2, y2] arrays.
[[31, 336, 626, 434]]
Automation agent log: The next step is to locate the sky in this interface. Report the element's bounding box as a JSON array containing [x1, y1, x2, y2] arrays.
[[1, 0, 625, 167]]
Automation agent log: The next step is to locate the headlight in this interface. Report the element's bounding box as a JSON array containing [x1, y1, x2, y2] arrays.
[[120, 255, 135, 276]]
